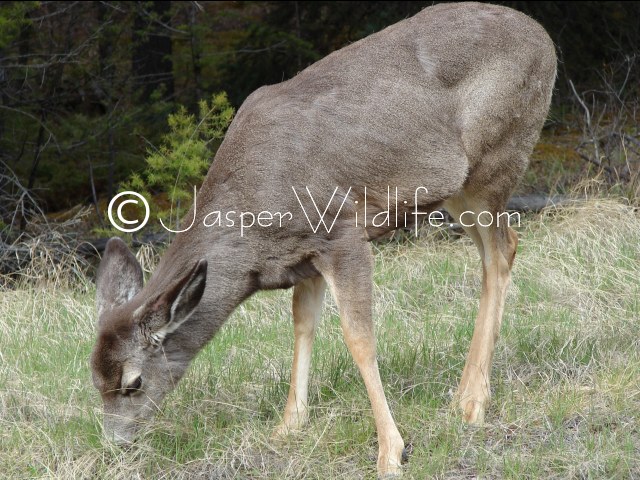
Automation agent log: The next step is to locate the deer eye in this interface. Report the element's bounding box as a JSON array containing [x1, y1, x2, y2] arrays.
[[123, 376, 142, 395]]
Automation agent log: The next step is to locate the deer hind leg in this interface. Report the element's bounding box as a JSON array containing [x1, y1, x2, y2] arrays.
[[444, 193, 518, 425], [316, 239, 404, 477], [273, 276, 326, 439]]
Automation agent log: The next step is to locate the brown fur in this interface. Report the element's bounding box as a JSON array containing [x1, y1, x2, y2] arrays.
[[91, 3, 556, 476]]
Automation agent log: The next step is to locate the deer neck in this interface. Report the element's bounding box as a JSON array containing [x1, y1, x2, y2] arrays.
[[144, 192, 260, 356]]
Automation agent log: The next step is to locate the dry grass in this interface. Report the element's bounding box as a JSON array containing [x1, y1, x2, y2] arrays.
[[1, 197, 639, 479]]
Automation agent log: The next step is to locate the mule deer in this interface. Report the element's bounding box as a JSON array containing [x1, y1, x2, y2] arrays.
[[91, 2, 556, 476]]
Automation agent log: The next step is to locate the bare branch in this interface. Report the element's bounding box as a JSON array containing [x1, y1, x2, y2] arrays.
[[0, 105, 59, 152], [574, 150, 615, 175], [569, 79, 602, 164]]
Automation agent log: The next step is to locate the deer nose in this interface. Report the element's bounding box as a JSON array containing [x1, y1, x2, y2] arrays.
[[103, 419, 136, 446], [112, 433, 135, 446]]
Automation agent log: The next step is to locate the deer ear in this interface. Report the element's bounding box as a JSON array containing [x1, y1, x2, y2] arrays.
[[141, 259, 207, 346], [96, 237, 143, 319]]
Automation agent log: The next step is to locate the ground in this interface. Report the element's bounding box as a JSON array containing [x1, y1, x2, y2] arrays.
[[1, 198, 639, 479]]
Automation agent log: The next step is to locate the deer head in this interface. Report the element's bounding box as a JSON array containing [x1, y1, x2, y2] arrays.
[[90, 237, 207, 444]]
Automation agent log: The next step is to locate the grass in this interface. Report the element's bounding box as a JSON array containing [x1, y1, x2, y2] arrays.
[[1, 197, 639, 479]]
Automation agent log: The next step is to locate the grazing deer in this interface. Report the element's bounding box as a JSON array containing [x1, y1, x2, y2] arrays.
[[91, 2, 555, 476]]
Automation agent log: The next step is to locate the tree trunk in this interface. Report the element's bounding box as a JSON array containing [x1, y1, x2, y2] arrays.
[[97, 2, 116, 199], [189, 2, 202, 102], [132, 1, 174, 102]]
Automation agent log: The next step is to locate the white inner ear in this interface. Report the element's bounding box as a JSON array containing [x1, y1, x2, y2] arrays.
[[124, 285, 139, 303], [150, 304, 197, 346], [154, 274, 202, 343], [98, 285, 138, 317], [121, 364, 142, 391], [169, 283, 198, 326]]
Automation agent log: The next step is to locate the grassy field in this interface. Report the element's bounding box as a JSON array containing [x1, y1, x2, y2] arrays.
[[1, 198, 639, 479]]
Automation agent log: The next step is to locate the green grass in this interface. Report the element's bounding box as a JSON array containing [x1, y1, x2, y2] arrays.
[[1, 198, 639, 479]]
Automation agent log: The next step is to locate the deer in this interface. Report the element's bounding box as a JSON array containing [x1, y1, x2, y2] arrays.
[[90, 2, 556, 477]]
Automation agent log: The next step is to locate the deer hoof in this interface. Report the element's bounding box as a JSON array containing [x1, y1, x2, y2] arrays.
[[460, 398, 486, 425]]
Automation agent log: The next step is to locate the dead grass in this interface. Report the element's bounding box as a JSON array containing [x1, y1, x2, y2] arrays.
[[1, 196, 639, 479]]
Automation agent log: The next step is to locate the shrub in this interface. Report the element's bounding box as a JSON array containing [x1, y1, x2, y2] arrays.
[[120, 92, 234, 231]]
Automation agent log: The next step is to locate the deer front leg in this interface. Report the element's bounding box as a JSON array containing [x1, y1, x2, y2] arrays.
[[318, 241, 404, 477], [272, 276, 326, 438]]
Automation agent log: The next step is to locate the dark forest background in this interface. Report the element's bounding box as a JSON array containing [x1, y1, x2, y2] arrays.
[[1, 1, 639, 221]]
